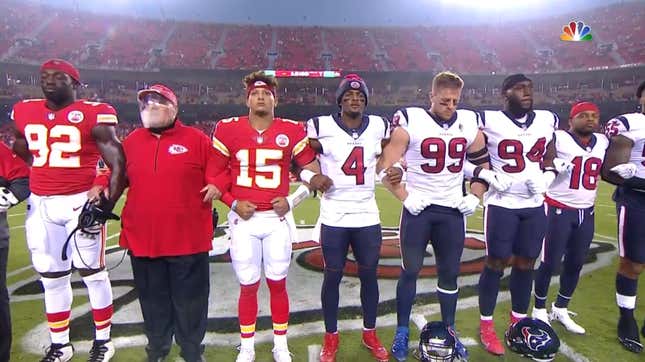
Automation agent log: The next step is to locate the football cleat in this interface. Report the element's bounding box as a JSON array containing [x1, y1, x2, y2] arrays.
[[271, 346, 292, 362], [549, 304, 585, 334], [235, 346, 255, 362], [88, 339, 115, 362], [531, 307, 551, 326], [390, 326, 409, 361], [40, 343, 74, 362], [479, 320, 504, 356], [362, 329, 389, 362], [618, 315, 643, 353], [319, 332, 339, 362]]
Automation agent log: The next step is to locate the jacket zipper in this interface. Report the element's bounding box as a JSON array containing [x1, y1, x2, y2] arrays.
[[153, 137, 161, 172]]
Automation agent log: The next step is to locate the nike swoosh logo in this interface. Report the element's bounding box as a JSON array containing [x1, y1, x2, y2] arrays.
[[73, 205, 83, 211]]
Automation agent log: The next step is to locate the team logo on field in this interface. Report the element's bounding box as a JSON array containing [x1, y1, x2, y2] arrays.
[[14, 226, 615, 352], [67, 110, 84, 123], [275, 134, 289, 147], [168, 144, 188, 155]]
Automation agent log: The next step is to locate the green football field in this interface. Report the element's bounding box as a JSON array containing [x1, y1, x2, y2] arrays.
[[5, 182, 645, 361]]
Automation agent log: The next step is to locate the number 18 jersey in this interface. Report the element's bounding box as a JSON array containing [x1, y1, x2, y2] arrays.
[[479, 110, 557, 208], [11, 99, 118, 196]]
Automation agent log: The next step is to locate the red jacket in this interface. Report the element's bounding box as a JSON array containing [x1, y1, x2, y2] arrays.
[[119, 121, 225, 257]]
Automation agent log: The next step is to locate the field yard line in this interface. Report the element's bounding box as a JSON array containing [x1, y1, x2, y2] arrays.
[[6, 265, 33, 278], [9, 225, 24, 230], [595, 203, 614, 208], [594, 232, 616, 241], [307, 345, 321, 362], [106, 232, 121, 241], [559, 340, 591, 362], [7, 212, 26, 218]]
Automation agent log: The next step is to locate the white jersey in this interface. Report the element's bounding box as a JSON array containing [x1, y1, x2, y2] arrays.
[[306, 113, 390, 227], [547, 130, 608, 209], [394, 107, 479, 208], [480, 110, 558, 208], [605, 112, 645, 179]]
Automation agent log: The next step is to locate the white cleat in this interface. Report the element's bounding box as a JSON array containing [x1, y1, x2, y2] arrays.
[[272, 346, 293, 362], [235, 347, 255, 362], [88, 340, 115, 362], [40, 343, 74, 362], [531, 307, 551, 326], [550, 304, 586, 334]]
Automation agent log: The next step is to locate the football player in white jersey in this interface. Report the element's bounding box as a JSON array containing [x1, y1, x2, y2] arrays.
[[531, 102, 608, 334], [307, 74, 391, 362], [601, 80, 645, 353], [377, 71, 505, 362], [476, 74, 559, 356]]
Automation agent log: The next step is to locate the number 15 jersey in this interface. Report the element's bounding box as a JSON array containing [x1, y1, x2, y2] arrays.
[[479, 110, 557, 208], [11, 99, 118, 196]]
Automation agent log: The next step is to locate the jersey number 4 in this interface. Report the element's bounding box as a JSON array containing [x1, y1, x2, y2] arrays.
[[498, 138, 546, 173], [24, 124, 81, 167], [342, 146, 366, 185]]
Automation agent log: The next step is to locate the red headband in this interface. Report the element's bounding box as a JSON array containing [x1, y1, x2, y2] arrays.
[[569, 101, 599, 119], [247, 80, 275, 98], [40, 59, 81, 83]]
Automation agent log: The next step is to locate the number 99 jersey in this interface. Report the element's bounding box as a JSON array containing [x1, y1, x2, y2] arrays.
[[393, 107, 479, 208], [479, 110, 558, 208], [546, 130, 608, 209], [307, 114, 389, 226], [11, 99, 118, 196]]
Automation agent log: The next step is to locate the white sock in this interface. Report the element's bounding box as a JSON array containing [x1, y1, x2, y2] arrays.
[[240, 336, 254, 351], [274, 334, 288, 349]]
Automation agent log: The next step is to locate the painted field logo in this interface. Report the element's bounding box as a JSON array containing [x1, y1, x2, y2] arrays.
[[560, 20, 592, 41], [13, 226, 615, 353]]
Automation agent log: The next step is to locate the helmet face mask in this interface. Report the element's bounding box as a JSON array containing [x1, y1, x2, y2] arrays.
[[505, 318, 560, 362], [419, 322, 456, 362]]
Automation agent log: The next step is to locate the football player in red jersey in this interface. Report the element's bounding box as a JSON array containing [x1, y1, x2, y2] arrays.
[[11, 59, 126, 362], [212, 71, 332, 362]]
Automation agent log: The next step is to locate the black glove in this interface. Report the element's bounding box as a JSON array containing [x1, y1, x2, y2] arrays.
[[212, 208, 219, 230], [78, 196, 120, 232]]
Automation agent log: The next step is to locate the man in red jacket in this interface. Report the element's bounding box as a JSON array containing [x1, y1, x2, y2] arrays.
[[120, 84, 223, 362]]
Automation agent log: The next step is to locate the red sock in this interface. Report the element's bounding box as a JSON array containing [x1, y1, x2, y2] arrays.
[[266, 278, 289, 335], [92, 304, 113, 340], [239, 281, 260, 338], [47, 310, 71, 336]]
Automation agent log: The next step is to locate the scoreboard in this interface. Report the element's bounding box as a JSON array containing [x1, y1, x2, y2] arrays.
[[263, 70, 342, 78]]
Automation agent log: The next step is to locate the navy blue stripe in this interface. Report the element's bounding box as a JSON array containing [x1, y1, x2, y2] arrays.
[[479, 111, 486, 126], [552, 112, 560, 130], [381, 116, 389, 138], [400, 108, 409, 127], [313, 117, 320, 137], [617, 116, 630, 131]]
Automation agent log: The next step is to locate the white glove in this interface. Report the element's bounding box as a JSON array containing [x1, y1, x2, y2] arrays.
[[0, 187, 19, 212], [553, 158, 574, 174], [611, 163, 637, 179], [525, 172, 556, 195], [403, 194, 429, 216], [456, 193, 480, 216], [478, 169, 514, 192]]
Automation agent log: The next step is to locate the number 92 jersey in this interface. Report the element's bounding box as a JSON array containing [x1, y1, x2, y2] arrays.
[[306, 114, 389, 213], [394, 107, 479, 208], [11, 99, 118, 196], [479, 110, 557, 208]]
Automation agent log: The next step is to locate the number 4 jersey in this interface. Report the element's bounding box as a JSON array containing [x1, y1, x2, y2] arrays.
[[306, 114, 389, 227], [546, 130, 608, 209], [11, 99, 118, 196], [479, 110, 558, 208], [394, 107, 479, 208]]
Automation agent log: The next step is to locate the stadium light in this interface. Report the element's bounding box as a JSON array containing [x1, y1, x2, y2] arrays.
[[443, 0, 541, 9]]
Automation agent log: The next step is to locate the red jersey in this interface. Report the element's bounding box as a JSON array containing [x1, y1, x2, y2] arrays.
[[11, 99, 118, 196], [212, 116, 316, 211]]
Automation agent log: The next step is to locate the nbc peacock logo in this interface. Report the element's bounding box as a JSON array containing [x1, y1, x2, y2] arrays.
[[560, 20, 593, 41]]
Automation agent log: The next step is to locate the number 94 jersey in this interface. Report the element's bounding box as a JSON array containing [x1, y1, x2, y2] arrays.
[[479, 110, 558, 208], [11, 99, 118, 196], [546, 130, 608, 209], [394, 107, 479, 208]]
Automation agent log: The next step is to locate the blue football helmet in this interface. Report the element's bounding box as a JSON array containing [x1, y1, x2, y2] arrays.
[[418, 321, 456, 362], [505, 317, 560, 362]]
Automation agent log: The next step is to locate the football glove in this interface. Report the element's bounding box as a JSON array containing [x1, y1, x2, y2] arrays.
[[478, 169, 514, 192], [526, 172, 556, 195], [456, 193, 480, 216], [611, 163, 637, 179], [553, 158, 574, 174], [0, 187, 19, 212], [403, 194, 429, 216]]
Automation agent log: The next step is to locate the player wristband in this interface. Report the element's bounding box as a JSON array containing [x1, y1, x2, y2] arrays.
[[286, 184, 310, 210], [299, 169, 317, 184]]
